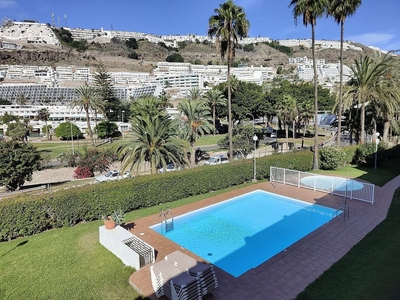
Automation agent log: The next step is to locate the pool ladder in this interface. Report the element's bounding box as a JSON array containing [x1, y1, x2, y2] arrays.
[[333, 204, 349, 220], [159, 208, 174, 233]]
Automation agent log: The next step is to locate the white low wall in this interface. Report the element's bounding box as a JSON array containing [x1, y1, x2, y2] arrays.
[[99, 225, 155, 270]]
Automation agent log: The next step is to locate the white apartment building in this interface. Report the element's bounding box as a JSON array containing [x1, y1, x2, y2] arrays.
[[0, 104, 108, 136], [1, 20, 366, 52]]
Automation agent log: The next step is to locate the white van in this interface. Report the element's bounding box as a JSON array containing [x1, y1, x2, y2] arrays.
[[204, 155, 229, 165]]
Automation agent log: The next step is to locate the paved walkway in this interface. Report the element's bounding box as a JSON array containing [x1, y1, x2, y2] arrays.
[[126, 175, 400, 300]]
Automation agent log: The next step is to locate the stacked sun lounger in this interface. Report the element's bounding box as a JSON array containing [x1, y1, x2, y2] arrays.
[[165, 251, 218, 297], [150, 259, 202, 300]]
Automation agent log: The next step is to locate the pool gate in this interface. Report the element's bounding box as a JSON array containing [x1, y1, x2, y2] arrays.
[[270, 166, 375, 204]]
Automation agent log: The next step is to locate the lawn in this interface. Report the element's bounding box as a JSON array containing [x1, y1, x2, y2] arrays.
[[313, 158, 400, 187], [296, 188, 400, 300], [0, 185, 251, 300]]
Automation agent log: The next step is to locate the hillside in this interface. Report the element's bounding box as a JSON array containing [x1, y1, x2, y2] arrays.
[[0, 38, 377, 72]]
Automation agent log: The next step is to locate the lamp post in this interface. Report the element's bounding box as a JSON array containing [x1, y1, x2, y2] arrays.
[[121, 110, 125, 139], [373, 132, 380, 169], [70, 121, 74, 154], [252, 134, 258, 183]]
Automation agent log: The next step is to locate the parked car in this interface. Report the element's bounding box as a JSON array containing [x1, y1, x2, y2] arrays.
[[158, 163, 181, 173], [95, 170, 130, 183], [262, 126, 274, 134], [204, 155, 229, 165], [270, 132, 277, 138]]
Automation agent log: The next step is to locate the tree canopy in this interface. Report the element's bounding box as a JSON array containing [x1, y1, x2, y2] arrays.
[[0, 140, 42, 191], [54, 122, 83, 140]]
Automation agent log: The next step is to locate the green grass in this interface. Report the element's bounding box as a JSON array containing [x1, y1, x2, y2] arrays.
[[312, 158, 400, 187], [0, 184, 252, 300], [296, 188, 400, 300], [0, 221, 140, 300], [196, 135, 222, 146]]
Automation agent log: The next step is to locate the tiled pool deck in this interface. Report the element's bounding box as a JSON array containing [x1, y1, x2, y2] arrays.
[[126, 176, 400, 300]]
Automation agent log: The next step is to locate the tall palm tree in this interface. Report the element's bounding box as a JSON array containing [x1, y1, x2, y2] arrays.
[[368, 63, 400, 143], [71, 83, 102, 146], [177, 98, 213, 165], [116, 114, 189, 175], [289, 0, 327, 169], [208, 0, 250, 162], [298, 98, 314, 147], [277, 94, 297, 148], [204, 89, 227, 136], [344, 52, 395, 144], [327, 0, 362, 146], [37, 107, 50, 140]]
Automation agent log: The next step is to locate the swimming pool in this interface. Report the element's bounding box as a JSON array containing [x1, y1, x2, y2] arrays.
[[151, 190, 340, 277]]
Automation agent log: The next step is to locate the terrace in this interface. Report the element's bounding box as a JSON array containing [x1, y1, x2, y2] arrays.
[[125, 176, 397, 299]]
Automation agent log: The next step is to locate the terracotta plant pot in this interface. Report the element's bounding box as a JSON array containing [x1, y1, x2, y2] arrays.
[[103, 217, 116, 230]]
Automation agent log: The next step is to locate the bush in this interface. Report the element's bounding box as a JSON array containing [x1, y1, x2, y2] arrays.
[[74, 166, 93, 179], [354, 143, 386, 166], [243, 44, 254, 52], [128, 51, 139, 59], [166, 53, 184, 62], [319, 146, 344, 170]]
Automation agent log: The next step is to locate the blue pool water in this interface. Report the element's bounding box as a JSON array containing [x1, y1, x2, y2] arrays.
[[151, 190, 339, 277]]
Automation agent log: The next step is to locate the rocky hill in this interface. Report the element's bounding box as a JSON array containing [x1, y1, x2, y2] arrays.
[[0, 38, 377, 73]]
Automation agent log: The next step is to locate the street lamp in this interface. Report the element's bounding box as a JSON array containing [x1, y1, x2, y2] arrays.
[[70, 121, 74, 154], [252, 134, 258, 183], [373, 132, 380, 169], [121, 110, 125, 139]]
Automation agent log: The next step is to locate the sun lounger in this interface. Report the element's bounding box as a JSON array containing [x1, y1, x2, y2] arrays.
[[150, 259, 202, 300], [165, 250, 218, 296]]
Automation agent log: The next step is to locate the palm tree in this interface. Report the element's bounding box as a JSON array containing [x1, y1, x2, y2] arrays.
[[159, 93, 174, 110], [208, 0, 250, 162], [187, 87, 203, 101], [327, 0, 362, 146], [130, 96, 165, 118], [204, 89, 227, 136], [277, 94, 297, 148], [344, 52, 395, 144], [298, 98, 314, 147], [37, 108, 50, 140], [177, 98, 213, 165], [116, 114, 189, 175], [368, 62, 400, 143], [71, 83, 102, 146], [289, 0, 328, 169]]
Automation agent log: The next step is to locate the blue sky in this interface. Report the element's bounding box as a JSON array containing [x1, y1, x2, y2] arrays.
[[1, 0, 399, 52]]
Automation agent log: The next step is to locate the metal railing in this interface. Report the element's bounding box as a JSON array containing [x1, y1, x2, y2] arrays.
[[270, 166, 375, 204]]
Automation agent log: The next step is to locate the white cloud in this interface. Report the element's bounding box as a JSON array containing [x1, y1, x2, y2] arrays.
[[0, 0, 17, 10], [347, 33, 397, 50]]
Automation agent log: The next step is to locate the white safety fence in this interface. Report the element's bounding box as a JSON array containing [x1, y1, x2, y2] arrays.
[[270, 167, 375, 204]]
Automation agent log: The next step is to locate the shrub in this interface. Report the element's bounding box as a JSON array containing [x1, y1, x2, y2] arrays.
[[319, 146, 344, 170], [354, 143, 386, 166], [128, 51, 139, 59], [73, 166, 93, 179], [166, 53, 184, 63]]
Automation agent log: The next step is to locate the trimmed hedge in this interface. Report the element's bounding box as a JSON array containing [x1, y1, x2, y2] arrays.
[[0, 150, 313, 241]]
